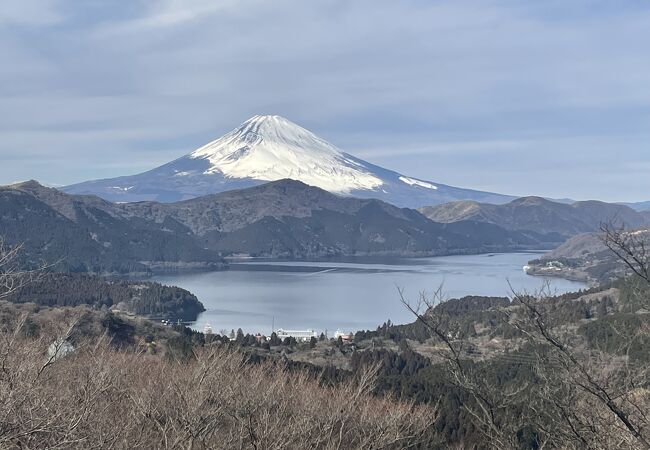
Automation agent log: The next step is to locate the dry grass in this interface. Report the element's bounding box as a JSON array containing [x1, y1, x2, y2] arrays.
[[0, 312, 436, 449]]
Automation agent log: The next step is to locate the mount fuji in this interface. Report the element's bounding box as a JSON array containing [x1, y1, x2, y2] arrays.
[[63, 115, 514, 207]]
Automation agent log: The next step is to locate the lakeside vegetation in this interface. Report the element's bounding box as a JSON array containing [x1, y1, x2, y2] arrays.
[[6, 272, 205, 321]]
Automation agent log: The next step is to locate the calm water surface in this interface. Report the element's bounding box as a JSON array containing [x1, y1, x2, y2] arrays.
[[152, 253, 586, 335]]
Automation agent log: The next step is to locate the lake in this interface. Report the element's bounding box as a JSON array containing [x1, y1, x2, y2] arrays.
[[152, 253, 587, 335]]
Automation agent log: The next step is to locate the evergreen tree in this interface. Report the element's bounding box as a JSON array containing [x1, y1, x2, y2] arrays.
[[269, 332, 281, 345]]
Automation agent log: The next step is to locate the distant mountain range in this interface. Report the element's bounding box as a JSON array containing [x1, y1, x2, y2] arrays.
[[419, 196, 650, 239], [63, 115, 513, 207], [1, 179, 559, 273], [622, 201, 650, 212], [417, 195, 650, 284]]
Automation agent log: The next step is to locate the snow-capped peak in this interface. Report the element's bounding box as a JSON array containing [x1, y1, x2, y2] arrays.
[[63, 115, 515, 206], [188, 115, 383, 193]]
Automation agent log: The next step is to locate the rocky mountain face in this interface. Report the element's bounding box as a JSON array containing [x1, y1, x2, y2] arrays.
[[62, 115, 513, 207], [419, 196, 649, 239], [1, 180, 557, 270]]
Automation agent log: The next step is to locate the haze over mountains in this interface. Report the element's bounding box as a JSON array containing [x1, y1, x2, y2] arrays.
[[63, 115, 513, 207]]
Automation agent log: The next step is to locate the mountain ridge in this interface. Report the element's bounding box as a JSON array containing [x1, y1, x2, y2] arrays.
[[419, 196, 649, 238], [117, 178, 559, 257], [1, 179, 559, 270], [0, 181, 221, 274]]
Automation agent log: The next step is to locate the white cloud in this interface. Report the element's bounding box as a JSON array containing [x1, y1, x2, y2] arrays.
[[1, 0, 649, 201]]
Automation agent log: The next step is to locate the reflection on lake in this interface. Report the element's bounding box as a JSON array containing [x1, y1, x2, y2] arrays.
[[152, 253, 587, 335]]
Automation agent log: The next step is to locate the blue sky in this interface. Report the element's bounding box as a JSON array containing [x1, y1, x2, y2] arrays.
[[1, 0, 649, 202]]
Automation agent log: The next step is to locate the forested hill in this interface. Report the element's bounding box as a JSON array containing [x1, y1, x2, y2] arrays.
[[525, 229, 650, 283], [7, 272, 205, 321], [0, 181, 222, 274], [118, 178, 564, 258], [1, 179, 563, 271]]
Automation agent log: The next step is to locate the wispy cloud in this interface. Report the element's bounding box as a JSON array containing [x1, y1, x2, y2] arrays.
[[98, 0, 253, 33], [1, 0, 649, 201], [0, 0, 66, 26]]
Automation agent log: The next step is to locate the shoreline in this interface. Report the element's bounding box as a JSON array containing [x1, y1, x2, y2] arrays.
[[153, 252, 588, 335], [136, 248, 557, 277], [523, 266, 598, 287]]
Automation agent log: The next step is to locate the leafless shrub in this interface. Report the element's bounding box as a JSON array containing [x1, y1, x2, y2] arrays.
[[506, 285, 650, 449], [0, 236, 436, 448], [400, 223, 650, 449], [402, 280, 650, 449], [0, 238, 51, 301], [601, 224, 650, 286], [400, 286, 526, 448], [0, 239, 28, 301], [0, 316, 435, 449]]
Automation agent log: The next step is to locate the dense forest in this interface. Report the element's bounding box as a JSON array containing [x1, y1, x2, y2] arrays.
[[6, 272, 205, 321]]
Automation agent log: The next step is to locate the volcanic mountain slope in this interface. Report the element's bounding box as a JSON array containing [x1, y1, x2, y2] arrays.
[[2, 180, 556, 267], [419, 196, 649, 239], [63, 115, 513, 207]]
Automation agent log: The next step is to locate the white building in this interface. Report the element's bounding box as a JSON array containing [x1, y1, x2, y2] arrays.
[[275, 329, 317, 342]]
